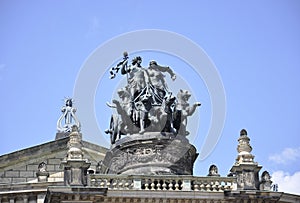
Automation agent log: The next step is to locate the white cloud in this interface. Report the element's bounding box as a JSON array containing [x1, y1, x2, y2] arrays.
[[271, 171, 300, 195], [269, 147, 300, 164]]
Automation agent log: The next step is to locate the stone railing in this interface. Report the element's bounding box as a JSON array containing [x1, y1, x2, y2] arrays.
[[88, 174, 237, 192]]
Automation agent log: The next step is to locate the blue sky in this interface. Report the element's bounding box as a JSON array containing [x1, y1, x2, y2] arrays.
[[1, 0, 300, 194]]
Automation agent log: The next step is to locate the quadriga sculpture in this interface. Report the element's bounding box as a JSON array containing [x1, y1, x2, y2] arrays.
[[105, 52, 201, 144]]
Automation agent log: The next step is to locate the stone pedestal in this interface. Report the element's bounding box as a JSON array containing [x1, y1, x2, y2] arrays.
[[36, 171, 49, 182], [61, 159, 91, 186], [102, 132, 198, 175], [230, 163, 262, 190]]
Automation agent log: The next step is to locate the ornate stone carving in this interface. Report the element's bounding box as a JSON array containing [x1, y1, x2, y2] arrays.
[[102, 52, 201, 175], [207, 164, 220, 177], [60, 125, 91, 186], [101, 133, 198, 175], [57, 98, 80, 133], [105, 52, 201, 142], [36, 162, 49, 182], [260, 170, 273, 191], [236, 129, 255, 164], [230, 129, 262, 190], [66, 125, 84, 160]]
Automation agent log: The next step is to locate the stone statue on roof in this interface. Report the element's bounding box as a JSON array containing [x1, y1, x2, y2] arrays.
[[102, 51, 200, 175], [105, 52, 201, 145], [57, 98, 81, 133]]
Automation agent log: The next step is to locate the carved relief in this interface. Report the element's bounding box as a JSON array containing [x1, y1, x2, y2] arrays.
[[104, 135, 197, 175]]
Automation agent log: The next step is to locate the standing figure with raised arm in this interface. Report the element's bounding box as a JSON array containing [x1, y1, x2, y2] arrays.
[[121, 56, 149, 99], [109, 51, 129, 79]]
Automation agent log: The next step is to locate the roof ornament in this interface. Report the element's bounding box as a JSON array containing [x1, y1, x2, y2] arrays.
[[57, 98, 81, 133]]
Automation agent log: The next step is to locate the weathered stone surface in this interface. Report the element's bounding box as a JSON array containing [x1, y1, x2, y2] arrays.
[[102, 132, 198, 175], [48, 158, 61, 165], [20, 171, 34, 178], [5, 171, 19, 178], [44, 186, 107, 203], [230, 130, 262, 190], [0, 137, 107, 184], [12, 177, 26, 183]]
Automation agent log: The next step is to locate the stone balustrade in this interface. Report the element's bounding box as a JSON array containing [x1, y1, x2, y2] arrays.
[[88, 174, 237, 192]]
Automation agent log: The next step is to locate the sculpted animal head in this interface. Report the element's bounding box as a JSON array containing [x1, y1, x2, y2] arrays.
[[177, 89, 191, 104]]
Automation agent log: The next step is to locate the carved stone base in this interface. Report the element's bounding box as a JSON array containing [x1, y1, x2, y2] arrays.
[[36, 171, 49, 182], [61, 159, 91, 186], [230, 163, 262, 190], [101, 132, 198, 175]]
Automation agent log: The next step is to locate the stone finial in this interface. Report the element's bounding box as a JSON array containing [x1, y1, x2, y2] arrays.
[[236, 129, 254, 164], [66, 125, 83, 160], [60, 124, 91, 186], [207, 164, 220, 177], [230, 129, 262, 190], [240, 129, 247, 136], [36, 162, 49, 182], [57, 98, 81, 134], [260, 171, 273, 191]]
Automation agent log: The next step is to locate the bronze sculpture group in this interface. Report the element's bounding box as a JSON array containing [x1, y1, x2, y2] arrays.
[[105, 52, 201, 144]]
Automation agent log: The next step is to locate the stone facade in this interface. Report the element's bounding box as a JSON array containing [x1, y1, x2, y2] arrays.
[[0, 98, 299, 202], [0, 130, 300, 203], [0, 136, 107, 185]]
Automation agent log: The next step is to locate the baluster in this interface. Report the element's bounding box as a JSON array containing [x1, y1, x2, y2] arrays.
[[100, 178, 105, 188], [175, 180, 180, 191], [193, 182, 199, 191], [118, 179, 124, 189], [216, 181, 222, 191], [112, 179, 118, 190], [107, 179, 111, 189], [206, 182, 211, 191], [90, 177, 95, 187], [211, 181, 217, 191], [169, 180, 175, 190], [124, 179, 130, 190], [219, 181, 224, 191], [157, 179, 161, 190], [162, 179, 167, 190], [144, 179, 149, 190], [150, 179, 155, 190], [200, 183, 205, 191]]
